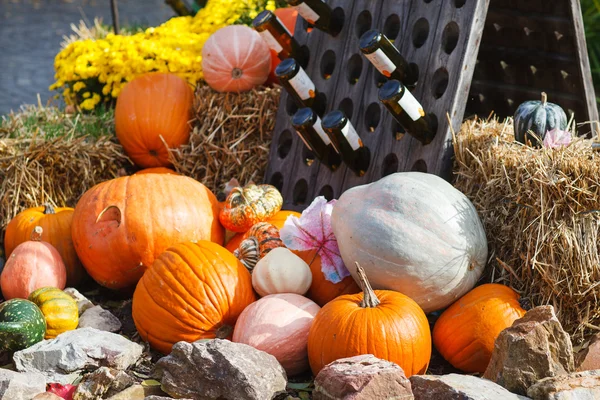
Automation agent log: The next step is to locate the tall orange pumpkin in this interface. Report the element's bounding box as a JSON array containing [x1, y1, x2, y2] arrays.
[[5, 204, 86, 287], [433, 283, 526, 374], [225, 210, 301, 252], [202, 25, 271, 93], [307, 263, 431, 377], [115, 72, 193, 168], [71, 174, 224, 290], [132, 240, 256, 354]]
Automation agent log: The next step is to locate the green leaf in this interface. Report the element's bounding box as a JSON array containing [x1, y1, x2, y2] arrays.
[[298, 392, 310, 400], [287, 381, 313, 391], [142, 379, 162, 387], [131, 370, 151, 379]]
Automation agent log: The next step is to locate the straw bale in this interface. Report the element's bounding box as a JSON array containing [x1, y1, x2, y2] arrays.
[[453, 117, 600, 343]]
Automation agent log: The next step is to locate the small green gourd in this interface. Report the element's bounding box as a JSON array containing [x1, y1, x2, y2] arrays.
[[0, 298, 46, 352]]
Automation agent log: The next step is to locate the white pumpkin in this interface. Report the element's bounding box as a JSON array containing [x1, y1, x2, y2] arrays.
[[252, 247, 312, 297], [331, 171, 487, 313]]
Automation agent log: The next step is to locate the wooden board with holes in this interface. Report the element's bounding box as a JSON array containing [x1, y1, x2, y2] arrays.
[[264, 0, 598, 212]]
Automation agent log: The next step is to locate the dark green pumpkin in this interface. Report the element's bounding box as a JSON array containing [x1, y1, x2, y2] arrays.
[[513, 92, 567, 146], [0, 298, 46, 352]]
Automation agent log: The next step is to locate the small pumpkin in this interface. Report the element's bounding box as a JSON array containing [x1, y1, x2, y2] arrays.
[[28, 287, 79, 339], [307, 263, 431, 377], [134, 167, 179, 175], [433, 283, 526, 374], [1, 227, 67, 300], [5, 204, 86, 287], [202, 25, 271, 93], [0, 298, 46, 352], [71, 174, 224, 290], [132, 240, 257, 354], [234, 222, 284, 271], [225, 210, 301, 252], [252, 247, 312, 297], [233, 293, 320, 376], [219, 183, 283, 233], [115, 72, 193, 168], [513, 92, 568, 146]]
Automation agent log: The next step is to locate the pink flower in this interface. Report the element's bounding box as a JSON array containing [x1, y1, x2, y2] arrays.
[[543, 128, 572, 148], [280, 196, 349, 284]]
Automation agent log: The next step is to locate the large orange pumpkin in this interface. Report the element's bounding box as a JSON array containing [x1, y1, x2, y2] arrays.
[[307, 263, 431, 377], [4, 204, 86, 287], [202, 25, 271, 93], [298, 249, 360, 307], [433, 283, 526, 374], [225, 210, 301, 252], [115, 72, 193, 168], [132, 240, 256, 354], [134, 167, 179, 175], [265, 7, 299, 86], [71, 174, 224, 290]]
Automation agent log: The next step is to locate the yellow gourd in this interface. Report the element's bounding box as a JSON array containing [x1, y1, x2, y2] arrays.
[[28, 287, 79, 339]]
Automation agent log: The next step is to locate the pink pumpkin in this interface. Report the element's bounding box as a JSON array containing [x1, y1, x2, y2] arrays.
[[1, 226, 67, 300], [201, 25, 271, 93], [232, 293, 320, 376]]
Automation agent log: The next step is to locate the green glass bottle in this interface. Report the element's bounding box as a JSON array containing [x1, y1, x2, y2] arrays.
[[379, 79, 436, 145], [321, 110, 370, 176], [359, 29, 418, 88], [285, 0, 341, 35], [275, 58, 326, 116], [292, 108, 341, 171], [252, 10, 306, 66]]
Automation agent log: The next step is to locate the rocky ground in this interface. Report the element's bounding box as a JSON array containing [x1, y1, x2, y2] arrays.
[[0, 0, 174, 116]]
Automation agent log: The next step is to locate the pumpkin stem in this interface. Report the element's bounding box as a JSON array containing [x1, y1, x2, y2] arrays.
[[31, 226, 43, 242], [541, 92, 547, 106], [96, 205, 122, 226], [43, 203, 56, 214], [355, 262, 380, 308], [231, 68, 243, 79]]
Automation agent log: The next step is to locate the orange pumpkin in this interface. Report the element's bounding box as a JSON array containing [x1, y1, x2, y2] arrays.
[[225, 210, 301, 252], [298, 249, 360, 306], [233, 222, 284, 272], [4, 204, 86, 287], [265, 8, 298, 86], [433, 283, 526, 374], [219, 184, 283, 233], [307, 263, 431, 377], [134, 167, 179, 175], [1, 227, 67, 300], [202, 25, 271, 93], [115, 72, 193, 168], [132, 240, 257, 354], [71, 174, 224, 290]]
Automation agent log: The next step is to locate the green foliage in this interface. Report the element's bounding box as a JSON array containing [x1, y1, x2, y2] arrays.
[[582, 0, 600, 103]]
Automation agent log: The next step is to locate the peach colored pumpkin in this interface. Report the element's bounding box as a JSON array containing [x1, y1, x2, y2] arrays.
[[1, 227, 67, 300], [202, 25, 271, 93], [232, 293, 320, 376]]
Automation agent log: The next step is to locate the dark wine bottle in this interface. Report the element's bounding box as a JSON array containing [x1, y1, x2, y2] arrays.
[[359, 29, 418, 88], [379, 79, 436, 145], [275, 58, 326, 116], [252, 10, 306, 66], [321, 110, 370, 176], [292, 108, 341, 171], [285, 0, 341, 35]]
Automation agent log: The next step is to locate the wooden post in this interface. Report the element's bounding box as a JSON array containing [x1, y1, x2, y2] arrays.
[[110, 0, 120, 35]]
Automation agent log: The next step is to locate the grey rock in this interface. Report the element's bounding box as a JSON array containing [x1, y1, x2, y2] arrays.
[[154, 339, 287, 400], [105, 384, 166, 400], [0, 369, 46, 400], [32, 393, 63, 400], [484, 306, 574, 396], [78, 305, 122, 333], [64, 287, 95, 315], [527, 370, 600, 399], [410, 374, 531, 399], [72, 367, 134, 400], [13, 327, 143, 384]]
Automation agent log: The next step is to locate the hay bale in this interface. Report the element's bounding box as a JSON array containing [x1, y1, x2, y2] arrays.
[[453, 117, 600, 343]]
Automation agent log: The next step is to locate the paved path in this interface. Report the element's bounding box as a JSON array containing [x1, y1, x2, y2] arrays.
[[0, 0, 175, 116]]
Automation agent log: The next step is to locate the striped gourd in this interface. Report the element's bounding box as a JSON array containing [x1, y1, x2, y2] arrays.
[[233, 222, 284, 272], [0, 299, 46, 351], [29, 287, 79, 339]]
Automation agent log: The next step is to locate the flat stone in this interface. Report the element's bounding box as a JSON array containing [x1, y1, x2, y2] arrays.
[[64, 287, 94, 315], [154, 339, 287, 400], [72, 367, 134, 400], [32, 393, 63, 400], [78, 305, 122, 332], [484, 306, 574, 396], [105, 384, 166, 400], [576, 334, 600, 372], [13, 327, 143, 384], [0, 369, 46, 400], [313, 354, 413, 400], [410, 374, 531, 400], [527, 370, 600, 399]]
